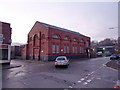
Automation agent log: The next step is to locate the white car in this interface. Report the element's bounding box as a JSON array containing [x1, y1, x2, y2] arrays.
[[97, 51, 103, 56], [55, 56, 69, 68]]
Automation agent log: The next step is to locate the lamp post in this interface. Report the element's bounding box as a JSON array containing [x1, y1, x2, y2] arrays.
[[103, 48, 105, 56], [109, 27, 120, 54]]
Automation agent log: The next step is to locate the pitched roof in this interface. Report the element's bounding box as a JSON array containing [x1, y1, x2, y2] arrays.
[[37, 21, 87, 37]]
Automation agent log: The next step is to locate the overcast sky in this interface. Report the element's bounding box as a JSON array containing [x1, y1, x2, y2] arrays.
[[0, 0, 118, 44]]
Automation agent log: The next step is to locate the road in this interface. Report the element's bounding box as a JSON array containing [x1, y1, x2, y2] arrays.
[[2, 57, 118, 88]]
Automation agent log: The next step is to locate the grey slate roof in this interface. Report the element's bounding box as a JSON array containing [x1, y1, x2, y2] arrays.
[[37, 21, 87, 37]]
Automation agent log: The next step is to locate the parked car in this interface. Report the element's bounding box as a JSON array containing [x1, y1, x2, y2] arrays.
[[104, 51, 112, 56], [110, 54, 119, 60], [114, 80, 120, 89], [97, 52, 103, 57], [117, 54, 120, 59], [55, 56, 69, 68]]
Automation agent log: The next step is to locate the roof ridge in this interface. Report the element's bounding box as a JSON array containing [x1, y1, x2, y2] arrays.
[[37, 21, 86, 37]]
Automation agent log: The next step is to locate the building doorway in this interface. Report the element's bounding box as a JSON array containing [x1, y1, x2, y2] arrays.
[[33, 48, 39, 60]]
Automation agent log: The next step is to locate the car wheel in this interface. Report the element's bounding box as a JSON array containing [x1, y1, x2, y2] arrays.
[[66, 65, 68, 68]]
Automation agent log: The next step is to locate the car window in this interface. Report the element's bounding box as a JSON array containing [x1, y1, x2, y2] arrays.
[[57, 57, 66, 60]]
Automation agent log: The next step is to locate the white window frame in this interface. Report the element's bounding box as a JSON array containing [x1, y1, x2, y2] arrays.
[[64, 45, 66, 53], [67, 46, 69, 53], [53, 34, 59, 39], [64, 36, 68, 40], [86, 41, 89, 47], [52, 44, 56, 54], [56, 45, 59, 53], [75, 46, 77, 53], [72, 46, 75, 53]]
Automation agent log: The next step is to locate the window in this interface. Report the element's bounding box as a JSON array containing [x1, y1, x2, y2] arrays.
[[73, 38, 77, 42], [80, 47, 84, 53], [29, 37, 32, 41], [52, 45, 56, 54], [73, 46, 77, 53], [82, 48, 84, 53], [53, 34, 59, 39], [34, 34, 38, 40], [72, 47, 75, 53], [80, 47, 82, 53], [64, 45, 67, 53], [75, 47, 77, 53], [64, 36, 69, 40], [52, 44, 60, 54], [86, 41, 89, 47], [64, 45, 69, 53], [67, 46, 69, 53], [57, 57, 65, 60], [80, 39, 84, 43], [34, 34, 39, 46], [56, 45, 59, 53], [42, 34, 45, 39]]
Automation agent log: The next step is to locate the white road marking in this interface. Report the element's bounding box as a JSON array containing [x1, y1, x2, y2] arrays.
[[75, 60, 111, 87], [83, 82, 88, 85], [80, 78, 85, 81], [86, 79, 92, 82], [69, 86, 72, 88], [78, 81, 81, 83]]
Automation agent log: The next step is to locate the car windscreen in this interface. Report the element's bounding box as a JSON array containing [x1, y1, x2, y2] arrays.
[[57, 58, 66, 60]]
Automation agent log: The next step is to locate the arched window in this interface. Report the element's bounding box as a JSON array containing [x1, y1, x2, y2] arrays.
[[42, 34, 45, 39], [34, 34, 38, 40], [64, 36, 69, 40], [53, 34, 59, 39], [29, 37, 32, 41], [80, 39, 84, 43], [34, 34, 39, 46], [73, 38, 77, 42]]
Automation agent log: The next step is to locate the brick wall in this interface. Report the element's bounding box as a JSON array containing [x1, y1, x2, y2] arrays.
[[22, 21, 91, 61], [0, 22, 12, 45]]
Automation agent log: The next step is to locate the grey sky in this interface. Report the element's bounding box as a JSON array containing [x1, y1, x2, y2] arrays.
[[0, 0, 118, 43]]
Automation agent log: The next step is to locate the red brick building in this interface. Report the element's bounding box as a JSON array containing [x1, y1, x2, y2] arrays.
[[0, 21, 12, 60], [22, 21, 90, 61], [0, 21, 12, 44]]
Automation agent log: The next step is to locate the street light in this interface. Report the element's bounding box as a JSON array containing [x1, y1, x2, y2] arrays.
[[103, 48, 105, 51]]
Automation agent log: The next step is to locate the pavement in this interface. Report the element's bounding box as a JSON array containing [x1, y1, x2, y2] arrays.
[[1, 57, 119, 88], [1, 64, 22, 70], [106, 60, 120, 70]]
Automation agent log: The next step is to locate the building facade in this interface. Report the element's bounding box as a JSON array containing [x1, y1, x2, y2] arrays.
[[0, 21, 12, 60], [11, 45, 22, 59], [22, 21, 90, 61]]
